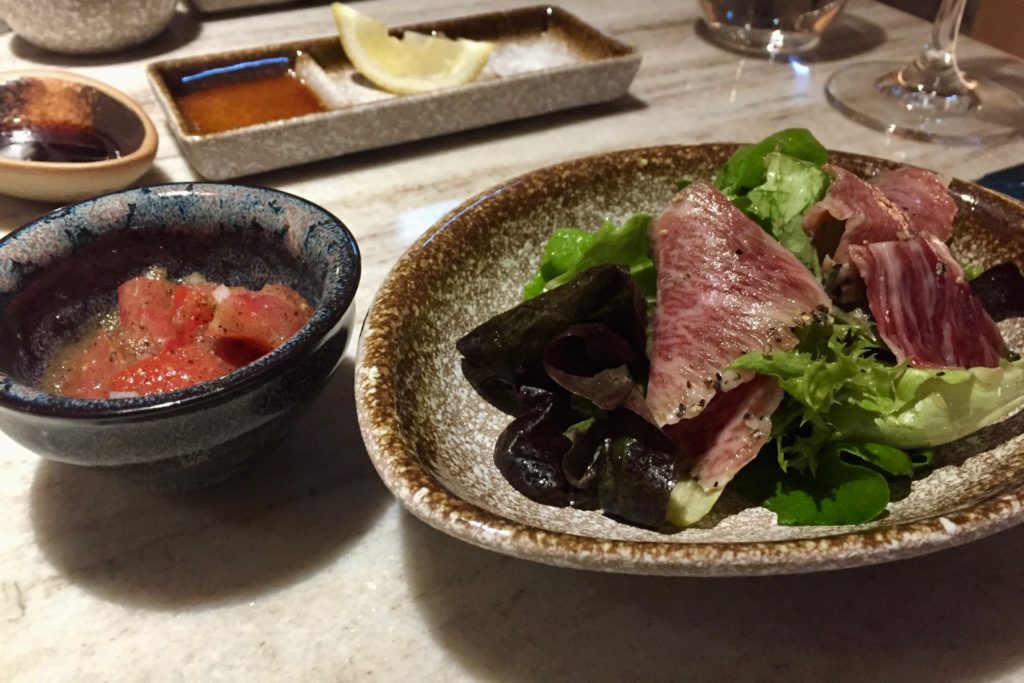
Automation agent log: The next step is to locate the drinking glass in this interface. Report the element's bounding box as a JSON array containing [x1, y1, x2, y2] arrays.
[[825, 0, 1024, 144], [698, 0, 848, 57]]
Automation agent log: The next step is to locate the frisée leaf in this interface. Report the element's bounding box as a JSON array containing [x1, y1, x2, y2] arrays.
[[733, 314, 1024, 451], [730, 315, 895, 470]]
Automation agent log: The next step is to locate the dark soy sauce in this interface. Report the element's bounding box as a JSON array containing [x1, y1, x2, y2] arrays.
[[0, 123, 122, 163]]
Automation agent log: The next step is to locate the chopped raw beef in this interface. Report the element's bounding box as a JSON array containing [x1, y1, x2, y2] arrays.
[[108, 342, 237, 395], [208, 284, 314, 354], [646, 183, 830, 427], [848, 234, 1007, 368], [665, 374, 783, 491], [870, 166, 956, 241], [117, 276, 179, 351], [57, 330, 132, 400], [46, 273, 313, 400]]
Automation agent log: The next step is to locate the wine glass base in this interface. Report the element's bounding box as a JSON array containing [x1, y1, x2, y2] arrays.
[[825, 60, 1024, 145], [699, 20, 821, 57]]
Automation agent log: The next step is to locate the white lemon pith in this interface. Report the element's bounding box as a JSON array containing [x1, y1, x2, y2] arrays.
[[331, 3, 495, 96]]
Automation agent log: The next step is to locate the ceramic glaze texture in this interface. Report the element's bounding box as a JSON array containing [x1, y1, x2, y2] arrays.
[[0, 183, 360, 489], [357, 144, 1024, 576], [0, 0, 177, 54]]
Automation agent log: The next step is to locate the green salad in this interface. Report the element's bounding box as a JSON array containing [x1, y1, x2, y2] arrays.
[[458, 129, 1024, 528]]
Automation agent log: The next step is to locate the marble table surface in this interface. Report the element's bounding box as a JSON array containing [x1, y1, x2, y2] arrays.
[[3, 1, 1024, 680]]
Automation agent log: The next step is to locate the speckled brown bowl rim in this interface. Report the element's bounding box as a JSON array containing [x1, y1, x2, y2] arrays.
[[356, 144, 1024, 576]]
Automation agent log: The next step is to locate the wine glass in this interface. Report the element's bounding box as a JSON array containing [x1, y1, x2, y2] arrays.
[[824, 0, 1024, 144]]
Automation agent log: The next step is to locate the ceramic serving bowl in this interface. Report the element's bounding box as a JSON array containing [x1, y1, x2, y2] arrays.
[[356, 144, 1024, 576], [0, 183, 360, 489], [0, 0, 177, 54], [0, 69, 158, 203]]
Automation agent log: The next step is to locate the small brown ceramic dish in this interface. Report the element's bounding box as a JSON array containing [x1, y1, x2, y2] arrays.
[[0, 69, 158, 203], [356, 144, 1024, 576]]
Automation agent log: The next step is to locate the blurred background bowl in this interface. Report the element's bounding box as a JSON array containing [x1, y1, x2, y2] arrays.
[[0, 183, 361, 489], [0, 0, 177, 54], [0, 69, 158, 202]]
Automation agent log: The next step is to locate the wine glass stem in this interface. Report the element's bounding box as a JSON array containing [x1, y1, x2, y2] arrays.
[[898, 0, 972, 97], [930, 0, 965, 55]]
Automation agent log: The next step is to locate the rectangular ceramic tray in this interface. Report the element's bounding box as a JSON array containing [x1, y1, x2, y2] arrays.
[[147, 6, 641, 180]]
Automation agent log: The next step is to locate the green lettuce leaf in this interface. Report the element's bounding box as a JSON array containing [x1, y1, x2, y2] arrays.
[[837, 441, 917, 476], [522, 214, 654, 301], [830, 361, 1024, 448], [715, 128, 828, 201], [743, 446, 891, 525], [734, 440, 925, 525], [522, 229, 594, 299], [774, 216, 821, 277], [733, 315, 1024, 452], [666, 479, 723, 527], [745, 152, 830, 275], [747, 153, 830, 228], [963, 263, 985, 280]]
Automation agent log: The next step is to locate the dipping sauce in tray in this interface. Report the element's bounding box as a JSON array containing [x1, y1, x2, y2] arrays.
[[174, 57, 328, 135]]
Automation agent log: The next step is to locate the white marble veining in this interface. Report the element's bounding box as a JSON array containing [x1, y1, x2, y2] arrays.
[[2, 1, 1024, 680]]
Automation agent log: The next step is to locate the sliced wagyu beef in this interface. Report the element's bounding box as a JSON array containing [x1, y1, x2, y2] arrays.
[[803, 165, 912, 265], [802, 164, 957, 303], [663, 374, 784, 490], [869, 166, 956, 241], [848, 234, 1007, 368], [805, 164, 956, 249], [646, 183, 830, 428]]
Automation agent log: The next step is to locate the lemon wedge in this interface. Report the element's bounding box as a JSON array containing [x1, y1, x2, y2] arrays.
[[331, 3, 494, 96]]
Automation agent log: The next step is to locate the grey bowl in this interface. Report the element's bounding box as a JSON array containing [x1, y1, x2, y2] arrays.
[[0, 0, 177, 55], [0, 183, 360, 489]]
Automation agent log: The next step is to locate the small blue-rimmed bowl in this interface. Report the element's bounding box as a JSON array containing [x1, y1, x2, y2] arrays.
[[0, 183, 360, 489]]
